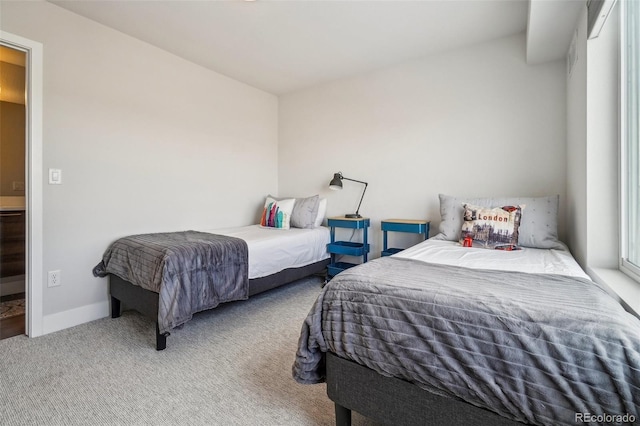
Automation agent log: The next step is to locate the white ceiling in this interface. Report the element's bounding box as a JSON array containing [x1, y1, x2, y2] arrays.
[[49, 0, 584, 95]]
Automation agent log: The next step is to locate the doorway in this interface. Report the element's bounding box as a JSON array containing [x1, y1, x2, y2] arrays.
[[0, 32, 43, 339], [0, 45, 27, 339]]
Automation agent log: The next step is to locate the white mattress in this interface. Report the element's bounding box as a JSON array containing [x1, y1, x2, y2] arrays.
[[394, 237, 590, 280], [202, 225, 330, 279]]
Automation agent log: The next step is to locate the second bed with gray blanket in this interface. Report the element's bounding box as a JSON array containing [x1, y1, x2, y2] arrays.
[[293, 256, 640, 425], [94, 231, 249, 337]]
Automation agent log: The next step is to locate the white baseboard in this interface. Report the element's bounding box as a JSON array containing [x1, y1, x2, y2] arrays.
[[41, 300, 110, 336]]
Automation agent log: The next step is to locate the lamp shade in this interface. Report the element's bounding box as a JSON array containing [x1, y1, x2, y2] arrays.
[[329, 173, 343, 190]]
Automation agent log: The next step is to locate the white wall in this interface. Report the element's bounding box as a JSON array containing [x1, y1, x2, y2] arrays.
[[566, 4, 620, 269], [2, 1, 278, 330], [566, 7, 588, 266], [586, 3, 619, 269], [566, 4, 640, 316], [279, 33, 567, 258]]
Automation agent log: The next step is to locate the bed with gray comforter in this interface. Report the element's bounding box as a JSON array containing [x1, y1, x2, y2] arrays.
[[293, 256, 640, 425], [94, 230, 249, 334]]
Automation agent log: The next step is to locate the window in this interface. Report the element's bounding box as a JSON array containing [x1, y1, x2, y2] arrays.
[[622, 0, 640, 280]]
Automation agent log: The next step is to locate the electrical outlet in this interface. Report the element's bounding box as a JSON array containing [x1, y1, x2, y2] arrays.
[[48, 270, 61, 287]]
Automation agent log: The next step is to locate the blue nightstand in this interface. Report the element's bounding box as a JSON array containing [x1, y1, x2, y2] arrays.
[[327, 216, 370, 280], [381, 219, 430, 256]]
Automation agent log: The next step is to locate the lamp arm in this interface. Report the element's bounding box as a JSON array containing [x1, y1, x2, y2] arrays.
[[341, 176, 368, 186], [354, 182, 368, 216]]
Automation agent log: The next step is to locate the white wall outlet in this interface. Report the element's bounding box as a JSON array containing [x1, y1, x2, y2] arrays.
[[48, 270, 61, 287]]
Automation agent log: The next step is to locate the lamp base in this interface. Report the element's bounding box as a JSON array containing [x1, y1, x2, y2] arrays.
[[345, 213, 362, 219]]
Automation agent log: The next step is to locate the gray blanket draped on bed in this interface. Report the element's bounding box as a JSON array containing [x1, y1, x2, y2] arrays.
[[93, 231, 248, 334], [293, 256, 640, 425]]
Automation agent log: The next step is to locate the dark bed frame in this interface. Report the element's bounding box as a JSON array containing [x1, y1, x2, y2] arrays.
[[325, 352, 523, 426], [109, 258, 330, 350]]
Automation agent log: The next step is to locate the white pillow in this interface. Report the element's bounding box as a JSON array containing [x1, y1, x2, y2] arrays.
[[314, 198, 327, 227], [260, 196, 295, 230]]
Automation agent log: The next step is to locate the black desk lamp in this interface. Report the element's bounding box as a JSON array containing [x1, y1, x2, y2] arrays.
[[329, 172, 368, 218]]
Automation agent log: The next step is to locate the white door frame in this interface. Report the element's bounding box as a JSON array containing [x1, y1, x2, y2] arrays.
[[1, 31, 44, 337]]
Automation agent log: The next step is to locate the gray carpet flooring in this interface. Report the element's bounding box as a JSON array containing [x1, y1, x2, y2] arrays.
[[0, 277, 378, 425]]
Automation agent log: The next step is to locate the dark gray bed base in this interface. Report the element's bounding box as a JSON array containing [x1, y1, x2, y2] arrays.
[[326, 352, 523, 426], [110, 258, 330, 350]]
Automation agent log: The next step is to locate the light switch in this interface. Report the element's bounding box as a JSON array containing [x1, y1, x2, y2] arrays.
[[49, 168, 62, 185]]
